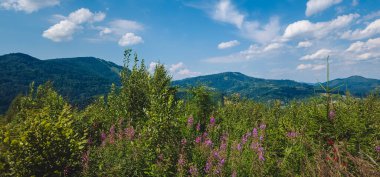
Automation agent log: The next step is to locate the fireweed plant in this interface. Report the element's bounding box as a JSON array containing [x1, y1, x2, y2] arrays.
[[0, 50, 379, 176]]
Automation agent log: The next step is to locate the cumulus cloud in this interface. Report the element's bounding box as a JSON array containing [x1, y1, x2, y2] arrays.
[[300, 49, 332, 60], [42, 8, 106, 42], [345, 37, 380, 60], [205, 43, 284, 63], [341, 19, 380, 40], [207, 0, 280, 43], [148, 62, 159, 73], [305, 0, 342, 17], [218, 40, 240, 49], [296, 63, 326, 70], [177, 69, 201, 77], [107, 19, 143, 35], [169, 62, 185, 73], [212, 0, 244, 28], [0, 0, 60, 13], [297, 41, 313, 48], [263, 42, 283, 52], [168, 62, 200, 79], [241, 17, 281, 44], [282, 13, 359, 41], [118, 33, 143, 46]]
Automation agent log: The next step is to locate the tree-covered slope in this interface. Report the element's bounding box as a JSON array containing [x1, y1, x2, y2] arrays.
[[173, 72, 315, 101], [0, 53, 122, 113], [173, 72, 380, 101], [324, 75, 380, 97]]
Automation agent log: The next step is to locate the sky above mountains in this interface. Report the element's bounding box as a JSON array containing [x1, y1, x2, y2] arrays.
[[0, 0, 379, 82]]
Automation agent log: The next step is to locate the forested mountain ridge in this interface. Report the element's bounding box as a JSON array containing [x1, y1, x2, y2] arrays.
[[0, 53, 123, 113], [1, 53, 379, 114]]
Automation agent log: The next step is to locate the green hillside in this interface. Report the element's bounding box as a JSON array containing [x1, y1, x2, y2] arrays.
[[0, 53, 122, 113]]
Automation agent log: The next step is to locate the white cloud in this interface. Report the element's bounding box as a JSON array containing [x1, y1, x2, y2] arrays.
[[218, 40, 240, 49], [167, 62, 200, 79], [42, 8, 105, 42], [118, 33, 143, 46], [107, 19, 143, 35], [205, 43, 284, 63], [207, 0, 280, 44], [212, 0, 244, 28], [345, 41, 365, 52], [0, 0, 60, 13], [42, 20, 77, 42], [300, 49, 332, 60], [297, 41, 313, 48], [148, 62, 159, 73], [177, 69, 201, 77], [345, 37, 380, 60], [99, 27, 112, 36], [296, 64, 312, 70], [263, 42, 283, 52], [306, 0, 342, 17], [283, 13, 359, 41], [241, 17, 281, 44], [341, 19, 380, 40], [296, 63, 326, 70], [169, 62, 185, 73]]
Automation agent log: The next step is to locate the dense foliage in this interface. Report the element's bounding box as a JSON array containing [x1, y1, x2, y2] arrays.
[[0, 50, 379, 176]]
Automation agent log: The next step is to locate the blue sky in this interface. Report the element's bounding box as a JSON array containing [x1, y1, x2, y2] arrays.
[[0, 0, 380, 82]]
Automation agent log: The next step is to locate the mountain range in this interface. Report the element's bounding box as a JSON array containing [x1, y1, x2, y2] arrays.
[[1, 53, 379, 114], [0, 53, 122, 113]]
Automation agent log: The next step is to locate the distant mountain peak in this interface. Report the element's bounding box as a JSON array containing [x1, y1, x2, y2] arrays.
[[1, 53, 39, 61]]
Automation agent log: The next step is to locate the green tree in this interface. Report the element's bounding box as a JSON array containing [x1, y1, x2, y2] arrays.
[[0, 82, 86, 176]]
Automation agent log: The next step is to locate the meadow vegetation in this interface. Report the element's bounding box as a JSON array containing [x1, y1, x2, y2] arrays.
[[0, 50, 379, 176]]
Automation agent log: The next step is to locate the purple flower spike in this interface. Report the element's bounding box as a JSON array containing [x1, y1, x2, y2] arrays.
[[181, 138, 187, 146], [376, 146, 380, 152], [252, 128, 258, 137], [210, 116, 216, 126], [100, 131, 107, 146], [232, 170, 237, 177], [237, 143, 242, 151], [260, 124, 266, 130], [204, 139, 213, 147], [189, 165, 198, 176], [196, 122, 201, 131], [187, 116, 194, 128], [195, 136, 202, 144], [329, 110, 336, 120], [205, 161, 211, 173], [287, 131, 297, 138]]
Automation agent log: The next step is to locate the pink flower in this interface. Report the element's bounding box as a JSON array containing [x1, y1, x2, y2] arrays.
[[100, 131, 107, 146], [189, 165, 198, 176], [287, 131, 297, 138], [210, 116, 215, 126], [236, 143, 242, 152], [181, 138, 187, 146], [124, 126, 135, 140], [187, 116, 194, 128], [204, 139, 213, 147], [232, 170, 237, 177], [195, 136, 202, 144], [252, 128, 258, 137], [329, 110, 336, 120], [196, 122, 201, 131], [260, 124, 266, 130]]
